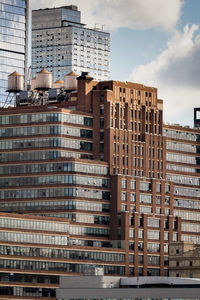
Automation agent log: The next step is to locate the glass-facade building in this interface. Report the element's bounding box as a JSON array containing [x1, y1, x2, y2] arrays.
[[0, 0, 27, 106], [32, 6, 110, 81]]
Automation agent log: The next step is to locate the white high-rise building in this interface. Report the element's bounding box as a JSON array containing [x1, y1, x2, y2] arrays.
[[32, 5, 110, 81]]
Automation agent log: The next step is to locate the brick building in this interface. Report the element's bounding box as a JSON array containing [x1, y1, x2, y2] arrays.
[[0, 71, 199, 299]]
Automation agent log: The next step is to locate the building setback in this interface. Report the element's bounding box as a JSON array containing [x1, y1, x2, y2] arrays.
[[0, 72, 199, 299], [0, 0, 28, 106], [32, 6, 110, 82]]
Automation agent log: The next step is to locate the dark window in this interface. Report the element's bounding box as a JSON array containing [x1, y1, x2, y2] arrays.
[[80, 129, 93, 138], [102, 191, 110, 200], [84, 117, 93, 126], [100, 143, 104, 152], [80, 142, 93, 151]]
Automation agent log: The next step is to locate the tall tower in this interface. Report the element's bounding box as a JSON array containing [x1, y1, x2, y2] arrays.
[[0, 0, 29, 106], [32, 6, 110, 82]]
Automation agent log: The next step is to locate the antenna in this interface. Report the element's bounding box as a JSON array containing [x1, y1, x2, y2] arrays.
[[27, 66, 32, 90]]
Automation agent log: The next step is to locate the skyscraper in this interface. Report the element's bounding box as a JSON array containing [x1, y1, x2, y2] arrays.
[[32, 6, 110, 82], [0, 0, 29, 106]]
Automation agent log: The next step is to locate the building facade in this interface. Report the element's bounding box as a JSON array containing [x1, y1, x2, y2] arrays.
[[169, 242, 200, 278], [0, 212, 126, 298], [32, 6, 110, 82], [0, 0, 28, 106], [164, 124, 200, 245], [0, 72, 199, 299]]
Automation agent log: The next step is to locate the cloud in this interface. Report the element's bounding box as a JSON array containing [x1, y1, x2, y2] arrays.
[[30, 0, 183, 31], [129, 25, 200, 126]]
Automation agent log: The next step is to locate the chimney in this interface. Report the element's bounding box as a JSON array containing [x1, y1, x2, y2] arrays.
[[77, 72, 96, 112]]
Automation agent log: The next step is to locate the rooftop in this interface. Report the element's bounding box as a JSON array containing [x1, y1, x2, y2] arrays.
[[33, 5, 78, 12]]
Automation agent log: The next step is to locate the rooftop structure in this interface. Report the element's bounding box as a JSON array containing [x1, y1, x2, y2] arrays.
[[57, 275, 200, 299], [194, 107, 200, 128]]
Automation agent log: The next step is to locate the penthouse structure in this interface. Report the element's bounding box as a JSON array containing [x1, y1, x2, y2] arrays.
[[0, 71, 199, 299], [32, 6, 110, 81], [194, 107, 200, 128]]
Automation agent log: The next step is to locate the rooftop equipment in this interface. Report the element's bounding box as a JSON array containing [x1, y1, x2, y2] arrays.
[[53, 79, 64, 89], [6, 71, 24, 107], [64, 71, 78, 91], [36, 68, 52, 90], [8, 71, 24, 93]]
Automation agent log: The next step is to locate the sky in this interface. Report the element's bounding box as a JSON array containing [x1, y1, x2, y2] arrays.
[[29, 0, 200, 126]]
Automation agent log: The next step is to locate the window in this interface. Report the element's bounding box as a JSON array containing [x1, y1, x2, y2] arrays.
[[121, 192, 127, 201], [121, 179, 126, 189]]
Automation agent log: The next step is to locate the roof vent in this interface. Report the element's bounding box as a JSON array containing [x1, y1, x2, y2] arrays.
[[77, 72, 93, 81]]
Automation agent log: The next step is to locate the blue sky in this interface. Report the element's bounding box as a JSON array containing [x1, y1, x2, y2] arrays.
[[30, 0, 200, 126], [112, 0, 200, 80]]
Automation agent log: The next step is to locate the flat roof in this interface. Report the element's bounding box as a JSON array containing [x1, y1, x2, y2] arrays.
[[33, 5, 79, 12]]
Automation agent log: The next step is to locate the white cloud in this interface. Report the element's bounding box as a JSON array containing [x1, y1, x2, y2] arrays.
[[30, 0, 183, 31], [129, 25, 200, 126]]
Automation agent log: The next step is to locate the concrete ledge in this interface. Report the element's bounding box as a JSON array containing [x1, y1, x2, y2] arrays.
[[56, 287, 200, 299]]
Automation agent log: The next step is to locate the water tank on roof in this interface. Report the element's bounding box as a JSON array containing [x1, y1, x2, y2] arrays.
[[64, 71, 78, 91], [8, 71, 23, 92], [36, 68, 52, 90], [53, 79, 64, 89]]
